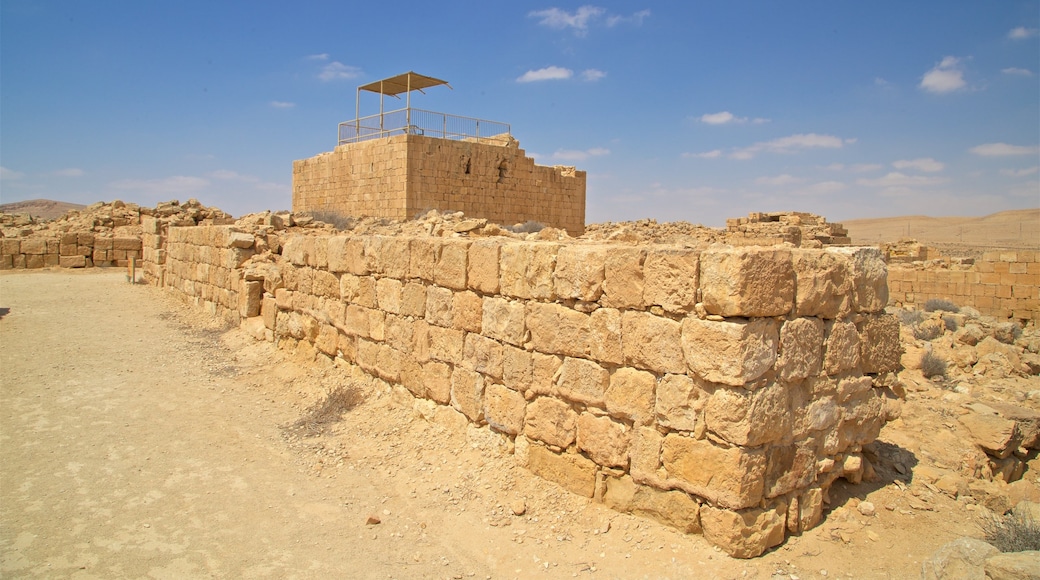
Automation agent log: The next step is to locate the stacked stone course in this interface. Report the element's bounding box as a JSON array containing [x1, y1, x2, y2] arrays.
[[150, 225, 901, 558], [0, 233, 143, 270]]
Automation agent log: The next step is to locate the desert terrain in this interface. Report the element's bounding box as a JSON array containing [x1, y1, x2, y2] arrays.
[[844, 209, 1040, 259], [0, 199, 87, 221]]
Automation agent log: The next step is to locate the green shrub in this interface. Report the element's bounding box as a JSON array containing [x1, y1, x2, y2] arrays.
[[920, 351, 947, 378], [981, 510, 1040, 553], [924, 298, 960, 313]]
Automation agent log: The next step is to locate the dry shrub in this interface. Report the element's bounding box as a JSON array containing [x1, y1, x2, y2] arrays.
[[898, 309, 926, 327], [942, 314, 960, 332], [507, 220, 546, 234], [924, 298, 960, 313], [283, 385, 363, 438], [920, 351, 948, 378], [981, 510, 1040, 553], [913, 320, 945, 341], [307, 210, 356, 231]]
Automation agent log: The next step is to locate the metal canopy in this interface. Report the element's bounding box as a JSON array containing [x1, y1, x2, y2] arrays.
[[355, 71, 452, 124]]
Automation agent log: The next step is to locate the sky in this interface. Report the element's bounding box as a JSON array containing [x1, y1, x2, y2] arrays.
[[1, 1, 1038, 227]]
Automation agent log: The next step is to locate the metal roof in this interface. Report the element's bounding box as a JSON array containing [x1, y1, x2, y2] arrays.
[[358, 72, 451, 97]]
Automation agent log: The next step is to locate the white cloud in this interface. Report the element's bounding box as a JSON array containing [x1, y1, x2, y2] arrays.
[[682, 150, 723, 159], [856, 172, 949, 187], [1002, 67, 1034, 77], [529, 6, 605, 35], [698, 111, 769, 125], [581, 69, 606, 82], [892, 158, 944, 173], [730, 133, 846, 159], [606, 9, 651, 27], [754, 174, 804, 186], [307, 53, 330, 61], [318, 62, 361, 82], [270, 101, 296, 109], [802, 181, 847, 195], [874, 77, 891, 87], [109, 175, 210, 196], [1009, 27, 1038, 40], [517, 66, 573, 83], [549, 147, 610, 162], [970, 143, 1040, 157], [920, 56, 967, 94], [825, 162, 883, 173], [54, 168, 85, 177], [1, 166, 25, 180], [1000, 166, 1039, 177]]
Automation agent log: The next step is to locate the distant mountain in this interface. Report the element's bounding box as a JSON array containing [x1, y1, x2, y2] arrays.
[[843, 208, 1040, 252], [0, 199, 88, 220]]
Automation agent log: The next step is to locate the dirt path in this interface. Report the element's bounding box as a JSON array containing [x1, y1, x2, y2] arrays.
[[0, 270, 986, 579]]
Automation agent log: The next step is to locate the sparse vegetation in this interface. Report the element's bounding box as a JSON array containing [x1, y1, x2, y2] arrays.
[[507, 220, 546, 234], [282, 385, 363, 438], [307, 210, 356, 231], [942, 314, 959, 332], [898, 309, 926, 327], [980, 510, 1040, 553], [913, 321, 945, 341], [920, 351, 948, 378], [924, 298, 960, 313]]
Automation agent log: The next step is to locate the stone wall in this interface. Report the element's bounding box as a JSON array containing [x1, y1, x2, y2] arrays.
[[292, 135, 586, 235], [888, 250, 1040, 323], [146, 224, 901, 558], [0, 234, 142, 270]]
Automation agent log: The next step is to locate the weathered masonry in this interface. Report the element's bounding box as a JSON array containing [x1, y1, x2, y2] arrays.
[[291, 72, 587, 235], [142, 220, 902, 559]]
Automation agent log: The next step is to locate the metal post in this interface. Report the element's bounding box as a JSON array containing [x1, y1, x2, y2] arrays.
[[406, 74, 412, 132], [379, 81, 385, 135]]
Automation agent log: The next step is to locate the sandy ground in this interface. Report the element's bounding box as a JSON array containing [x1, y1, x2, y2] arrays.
[[843, 209, 1040, 256], [0, 269, 1009, 579]]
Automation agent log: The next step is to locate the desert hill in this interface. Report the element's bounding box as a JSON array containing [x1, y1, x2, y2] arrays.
[[0, 199, 87, 221], [843, 208, 1040, 255]]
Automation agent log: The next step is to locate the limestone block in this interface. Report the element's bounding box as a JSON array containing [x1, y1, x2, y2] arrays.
[[823, 320, 861, 375], [700, 502, 787, 559], [450, 366, 485, 423], [60, 232, 79, 246], [451, 290, 483, 333], [530, 353, 562, 397], [705, 381, 791, 447], [857, 314, 901, 373], [375, 277, 403, 314], [435, 238, 470, 290], [829, 247, 888, 313], [603, 475, 701, 533], [655, 374, 710, 432], [776, 317, 824, 383], [315, 324, 339, 356], [602, 246, 645, 309], [59, 243, 76, 257], [282, 236, 313, 267], [424, 361, 452, 404], [700, 247, 794, 317], [425, 286, 454, 328], [588, 308, 623, 365], [763, 440, 819, 499], [482, 297, 526, 346], [365, 236, 410, 279], [500, 242, 558, 300], [920, 537, 1000, 580], [554, 244, 607, 301], [621, 311, 685, 374], [502, 345, 533, 392], [527, 444, 597, 498], [384, 314, 414, 353], [77, 232, 95, 246], [556, 357, 609, 406], [409, 238, 438, 282], [577, 413, 629, 467], [311, 270, 340, 299], [427, 326, 464, 364], [343, 304, 371, 338], [484, 383, 526, 435], [20, 239, 47, 255], [228, 232, 254, 249], [682, 318, 779, 387], [239, 280, 263, 318], [643, 247, 699, 313], [467, 239, 500, 294], [662, 434, 766, 509], [327, 236, 367, 275], [261, 295, 277, 330], [523, 397, 578, 448], [959, 412, 1023, 459], [401, 282, 427, 317], [526, 302, 589, 357], [605, 368, 656, 425], [462, 333, 503, 379], [790, 487, 824, 534], [1, 240, 19, 255], [400, 357, 424, 398], [792, 249, 853, 318], [59, 255, 86, 268], [835, 389, 886, 451]]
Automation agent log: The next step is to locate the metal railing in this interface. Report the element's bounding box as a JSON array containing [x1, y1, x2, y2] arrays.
[[338, 108, 511, 146]]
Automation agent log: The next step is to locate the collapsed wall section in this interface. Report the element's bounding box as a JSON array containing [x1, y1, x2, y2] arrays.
[[292, 135, 586, 235], [148, 227, 901, 558]]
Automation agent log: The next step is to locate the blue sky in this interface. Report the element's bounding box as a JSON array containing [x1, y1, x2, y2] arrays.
[[2, 1, 1038, 226]]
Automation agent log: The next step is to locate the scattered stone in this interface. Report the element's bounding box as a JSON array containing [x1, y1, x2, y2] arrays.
[[920, 537, 999, 580], [857, 501, 876, 517], [366, 515, 381, 525]]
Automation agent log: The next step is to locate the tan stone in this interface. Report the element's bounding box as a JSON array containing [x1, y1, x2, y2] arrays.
[[556, 357, 609, 406], [682, 317, 778, 387], [435, 238, 470, 290], [450, 366, 485, 422], [525, 302, 589, 357], [763, 440, 819, 499], [281, 236, 314, 267], [602, 246, 645, 309], [384, 314, 414, 354], [829, 246, 888, 313], [700, 502, 787, 559], [261, 295, 277, 330], [662, 434, 766, 509], [484, 383, 526, 435], [482, 296, 526, 346], [603, 476, 701, 534], [451, 290, 483, 333], [425, 286, 454, 327], [424, 361, 452, 404], [315, 324, 339, 356], [339, 274, 376, 308], [531, 353, 562, 397], [643, 247, 699, 313], [502, 345, 533, 392], [554, 244, 607, 301], [399, 357, 424, 398], [375, 277, 403, 314], [523, 397, 578, 448], [462, 333, 503, 379], [704, 381, 791, 447], [467, 239, 500, 294], [400, 282, 427, 317], [427, 326, 464, 364], [409, 238, 438, 282], [655, 374, 710, 432], [776, 317, 824, 383], [630, 427, 663, 484], [959, 411, 1023, 459], [823, 320, 861, 375], [59, 255, 86, 268], [621, 311, 685, 374], [605, 367, 656, 425], [857, 314, 901, 373], [311, 270, 339, 299], [793, 249, 853, 318], [588, 308, 623, 365], [576, 413, 629, 467], [700, 247, 794, 317], [365, 236, 409, 279], [500, 242, 558, 300], [527, 444, 597, 498]]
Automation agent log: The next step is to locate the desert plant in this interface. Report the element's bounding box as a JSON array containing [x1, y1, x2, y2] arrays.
[[913, 320, 945, 341], [507, 220, 546, 234], [942, 314, 960, 332], [920, 351, 948, 378], [924, 298, 960, 313], [307, 210, 355, 231], [898, 309, 926, 327], [283, 385, 363, 438], [980, 510, 1040, 553]]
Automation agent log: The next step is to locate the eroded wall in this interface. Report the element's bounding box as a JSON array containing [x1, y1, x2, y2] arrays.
[[146, 225, 901, 558]]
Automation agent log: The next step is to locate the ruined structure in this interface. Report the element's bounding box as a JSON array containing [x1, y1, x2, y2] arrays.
[[291, 72, 586, 235], [726, 212, 851, 247]]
